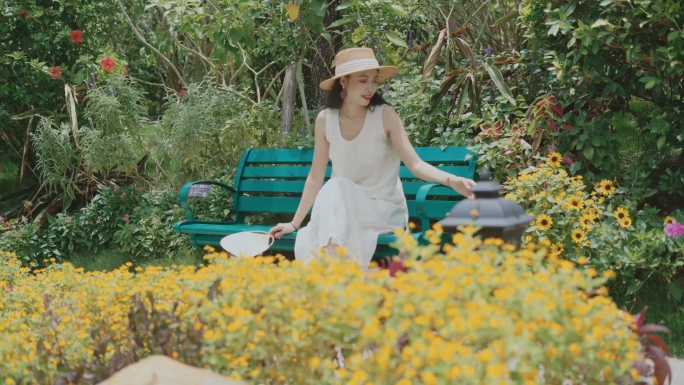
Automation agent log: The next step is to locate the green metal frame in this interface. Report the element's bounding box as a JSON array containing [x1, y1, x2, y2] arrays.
[[174, 146, 478, 257]]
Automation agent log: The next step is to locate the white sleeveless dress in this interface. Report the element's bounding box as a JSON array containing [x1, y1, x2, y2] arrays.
[[294, 104, 409, 268]]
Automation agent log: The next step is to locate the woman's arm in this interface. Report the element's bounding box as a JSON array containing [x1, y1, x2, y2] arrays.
[[384, 106, 476, 197], [270, 111, 329, 238], [291, 112, 330, 227]]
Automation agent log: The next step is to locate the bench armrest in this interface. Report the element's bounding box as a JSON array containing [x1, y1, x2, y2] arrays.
[[179, 181, 237, 221], [415, 183, 464, 231]]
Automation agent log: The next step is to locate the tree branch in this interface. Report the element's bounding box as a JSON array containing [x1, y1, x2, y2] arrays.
[[116, 0, 188, 88]]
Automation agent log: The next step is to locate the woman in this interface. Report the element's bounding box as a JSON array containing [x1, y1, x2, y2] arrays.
[[268, 47, 476, 268]]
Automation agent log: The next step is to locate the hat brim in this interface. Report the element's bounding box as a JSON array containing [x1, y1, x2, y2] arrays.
[[319, 66, 398, 91]]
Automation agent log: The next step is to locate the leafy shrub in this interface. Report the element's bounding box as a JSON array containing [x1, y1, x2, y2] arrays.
[[0, 184, 196, 265], [155, 78, 283, 184], [505, 154, 684, 295], [519, 0, 684, 206], [0, 227, 662, 384]]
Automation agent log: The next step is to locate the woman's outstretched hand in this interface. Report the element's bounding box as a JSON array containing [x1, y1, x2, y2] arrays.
[[448, 176, 477, 199], [269, 223, 297, 239]]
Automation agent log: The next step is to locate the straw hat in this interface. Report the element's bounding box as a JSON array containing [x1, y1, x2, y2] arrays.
[[319, 47, 398, 91]]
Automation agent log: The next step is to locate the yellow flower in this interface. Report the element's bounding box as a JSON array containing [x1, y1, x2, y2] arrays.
[[603, 269, 617, 279], [599, 179, 616, 195], [550, 242, 563, 256], [620, 218, 632, 228], [537, 214, 553, 231], [419, 372, 438, 385], [664, 216, 675, 226], [309, 356, 321, 369], [569, 343, 581, 356], [566, 195, 584, 210], [579, 214, 595, 230], [614, 207, 629, 221], [577, 256, 588, 265], [547, 152, 562, 168], [470, 209, 480, 217], [572, 228, 585, 244]]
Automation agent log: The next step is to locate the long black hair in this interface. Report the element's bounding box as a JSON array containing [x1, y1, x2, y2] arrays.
[[326, 76, 390, 111]]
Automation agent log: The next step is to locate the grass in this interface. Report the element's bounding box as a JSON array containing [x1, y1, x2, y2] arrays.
[[610, 277, 684, 358], [69, 247, 203, 272]]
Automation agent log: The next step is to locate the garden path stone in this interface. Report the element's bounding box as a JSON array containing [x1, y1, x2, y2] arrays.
[[669, 358, 684, 385], [97, 355, 247, 385]]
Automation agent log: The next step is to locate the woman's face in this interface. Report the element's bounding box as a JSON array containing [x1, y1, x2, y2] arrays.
[[339, 69, 379, 107]]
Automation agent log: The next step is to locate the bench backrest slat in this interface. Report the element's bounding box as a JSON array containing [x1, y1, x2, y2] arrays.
[[239, 180, 462, 197], [244, 147, 475, 165], [237, 196, 459, 219], [239, 165, 473, 180]]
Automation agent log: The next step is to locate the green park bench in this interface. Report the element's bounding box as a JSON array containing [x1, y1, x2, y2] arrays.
[[173, 146, 477, 259]]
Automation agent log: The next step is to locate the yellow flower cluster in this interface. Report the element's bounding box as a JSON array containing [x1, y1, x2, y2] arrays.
[[505, 155, 630, 259], [0, 229, 642, 384]]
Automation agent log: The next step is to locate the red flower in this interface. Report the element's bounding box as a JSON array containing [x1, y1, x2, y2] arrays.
[[18, 8, 28, 19], [100, 56, 116, 72], [49, 67, 62, 80], [69, 30, 83, 44], [179, 88, 187, 96]]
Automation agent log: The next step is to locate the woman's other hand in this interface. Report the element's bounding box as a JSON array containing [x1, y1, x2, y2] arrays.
[[448, 176, 477, 199], [269, 223, 297, 239]]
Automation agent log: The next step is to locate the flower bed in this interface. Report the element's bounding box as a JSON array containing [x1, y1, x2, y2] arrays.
[[505, 153, 684, 294], [0, 227, 651, 384]]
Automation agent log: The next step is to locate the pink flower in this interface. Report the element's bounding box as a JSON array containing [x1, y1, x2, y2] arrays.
[[100, 56, 116, 72], [123, 214, 130, 223], [120, 193, 126, 199], [113, 184, 120, 191], [665, 221, 684, 238], [65, 216, 72, 222], [69, 30, 83, 44], [49, 66, 62, 80]]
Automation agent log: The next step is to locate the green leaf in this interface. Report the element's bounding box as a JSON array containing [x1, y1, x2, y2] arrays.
[[591, 19, 610, 28], [321, 32, 331, 43], [668, 282, 682, 301], [583, 145, 594, 160], [491, 10, 519, 28], [626, 279, 644, 295], [352, 26, 368, 43], [336, 1, 352, 10], [639, 76, 657, 83], [483, 62, 517, 106], [645, 81, 656, 89], [657, 135, 667, 149], [668, 31, 680, 42], [328, 17, 355, 28], [548, 23, 560, 36], [229, 27, 244, 43], [385, 4, 407, 16], [385, 31, 407, 48]]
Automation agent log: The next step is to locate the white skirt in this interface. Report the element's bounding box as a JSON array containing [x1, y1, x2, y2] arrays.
[[294, 177, 408, 268]]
